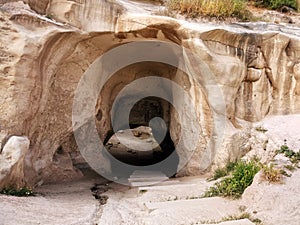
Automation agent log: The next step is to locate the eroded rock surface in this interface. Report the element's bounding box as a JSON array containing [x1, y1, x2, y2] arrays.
[[0, 0, 300, 187]]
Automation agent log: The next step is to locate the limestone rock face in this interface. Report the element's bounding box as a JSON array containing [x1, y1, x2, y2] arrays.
[[0, 136, 30, 188], [0, 0, 300, 186]]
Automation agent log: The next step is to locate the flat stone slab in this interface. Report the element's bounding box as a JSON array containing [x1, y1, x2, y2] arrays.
[[143, 197, 242, 224]]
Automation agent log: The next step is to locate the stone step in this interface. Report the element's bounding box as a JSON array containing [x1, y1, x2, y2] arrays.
[[128, 176, 169, 182], [129, 170, 169, 187], [131, 170, 166, 176], [143, 197, 247, 224]]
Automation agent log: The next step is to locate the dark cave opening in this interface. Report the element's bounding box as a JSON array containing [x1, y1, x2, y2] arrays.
[[105, 97, 179, 177]]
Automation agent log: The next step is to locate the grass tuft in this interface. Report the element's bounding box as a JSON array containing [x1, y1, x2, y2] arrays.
[[201, 212, 263, 224], [262, 164, 282, 183], [166, 0, 251, 20], [255, 126, 268, 133]]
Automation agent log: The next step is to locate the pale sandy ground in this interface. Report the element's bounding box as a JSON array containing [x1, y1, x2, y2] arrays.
[[0, 175, 106, 225], [0, 175, 247, 225], [0, 168, 299, 225]]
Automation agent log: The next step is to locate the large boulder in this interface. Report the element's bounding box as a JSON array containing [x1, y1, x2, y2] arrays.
[[0, 136, 30, 188]]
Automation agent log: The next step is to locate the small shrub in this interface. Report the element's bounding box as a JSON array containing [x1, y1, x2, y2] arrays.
[[262, 164, 282, 183], [203, 160, 260, 198], [276, 145, 300, 162], [167, 0, 251, 20], [253, 0, 297, 10], [0, 187, 35, 197]]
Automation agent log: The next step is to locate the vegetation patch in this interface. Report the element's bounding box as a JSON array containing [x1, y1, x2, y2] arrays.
[[255, 126, 268, 133], [203, 160, 260, 199], [284, 164, 296, 171], [166, 0, 251, 20], [210, 161, 238, 180], [200, 212, 263, 224], [212, 167, 228, 180], [223, 212, 262, 224], [261, 164, 283, 183], [253, 0, 297, 10], [276, 145, 300, 163], [280, 169, 292, 177], [0, 187, 35, 197]]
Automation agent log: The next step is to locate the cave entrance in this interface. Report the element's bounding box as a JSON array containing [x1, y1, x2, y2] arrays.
[[93, 61, 185, 179], [104, 96, 178, 177]]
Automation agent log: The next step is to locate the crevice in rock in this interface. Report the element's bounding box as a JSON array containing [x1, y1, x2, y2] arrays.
[[90, 183, 109, 205]]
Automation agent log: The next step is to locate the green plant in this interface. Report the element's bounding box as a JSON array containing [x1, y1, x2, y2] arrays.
[[167, 0, 251, 20], [276, 145, 300, 162], [277, 144, 289, 153], [253, 0, 297, 10], [45, 14, 53, 20], [212, 167, 228, 180], [226, 161, 238, 172], [255, 126, 268, 133], [284, 164, 296, 171], [211, 161, 238, 180], [262, 164, 282, 183], [200, 212, 262, 224], [222, 212, 251, 222], [280, 169, 292, 177], [203, 160, 260, 199], [0, 187, 35, 197], [252, 218, 263, 224]]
